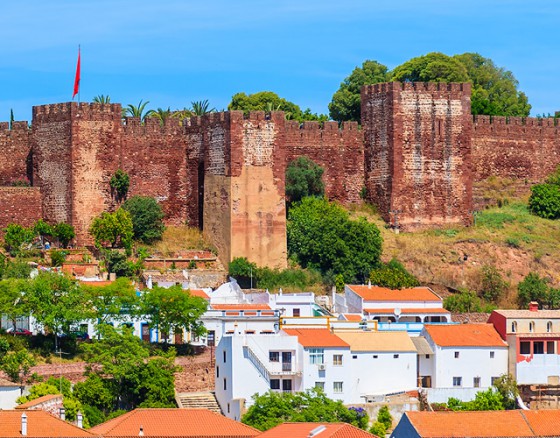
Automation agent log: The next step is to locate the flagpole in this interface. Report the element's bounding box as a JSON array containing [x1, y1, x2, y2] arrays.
[[78, 45, 81, 104]]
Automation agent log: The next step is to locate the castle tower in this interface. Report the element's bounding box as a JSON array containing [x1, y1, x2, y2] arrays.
[[362, 82, 473, 230], [195, 111, 288, 269]]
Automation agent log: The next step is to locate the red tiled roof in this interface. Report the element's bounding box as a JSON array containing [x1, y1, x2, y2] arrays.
[[346, 285, 441, 302], [90, 409, 259, 438], [363, 308, 449, 315], [16, 394, 63, 409], [189, 289, 209, 299], [342, 314, 364, 322], [211, 304, 271, 310], [424, 324, 507, 347], [520, 410, 560, 436], [282, 329, 349, 348], [405, 411, 535, 437], [0, 410, 95, 437], [257, 423, 375, 438]]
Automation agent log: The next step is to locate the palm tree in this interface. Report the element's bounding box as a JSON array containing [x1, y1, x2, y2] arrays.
[[151, 107, 172, 126], [123, 100, 155, 121], [190, 100, 216, 116], [93, 95, 111, 104]]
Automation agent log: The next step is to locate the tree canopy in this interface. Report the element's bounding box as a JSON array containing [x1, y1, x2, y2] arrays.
[[89, 208, 134, 251], [529, 166, 560, 219], [242, 389, 369, 431], [122, 196, 165, 243], [287, 197, 382, 283], [285, 157, 325, 204], [369, 259, 419, 289]]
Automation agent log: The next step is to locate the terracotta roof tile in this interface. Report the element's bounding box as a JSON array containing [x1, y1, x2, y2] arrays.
[[282, 329, 349, 348], [90, 409, 259, 438], [405, 411, 536, 437], [424, 324, 507, 347], [492, 309, 560, 319], [335, 331, 417, 352], [520, 409, 560, 436], [257, 423, 376, 438], [189, 289, 209, 299], [363, 308, 449, 315], [16, 394, 63, 409], [346, 286, 441, 302], [341, 314, 364, 322], [0, 410, 95, 437]]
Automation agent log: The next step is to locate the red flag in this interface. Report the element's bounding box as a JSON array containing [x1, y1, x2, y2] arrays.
[[72, 47, 81, 99]]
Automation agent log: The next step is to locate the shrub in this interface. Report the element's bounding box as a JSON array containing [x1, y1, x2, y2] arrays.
[[50, 250, 67, 267], [110, 169, 130, 202], [3, 224, 34, 256], [285, 157, 325, 204], [369, 422, 386, 437], [480, 265, 507, 303], [122, 196, 165, 243], [377, 405, 393, 430], [517, 272, 549, 308], [369, 259, 419, 289], [53, 223, 75, 249], [528, 183, 560, 219]]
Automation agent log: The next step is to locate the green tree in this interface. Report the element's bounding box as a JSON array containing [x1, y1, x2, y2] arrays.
[[33, 219, 54, 247], [89, 209, 133, 251], [93, 95, 111, 104], [123, 100, 154, 121], [376, 405, 393, 430], [547, 288, 560, 310], [391, 52, 469, 83], [26, 272, 88, 350], [17, 382, 59, 404], [528, 183, 560, 219], [480, 265, 508, 303], [190, 100, 216, 115], [329, 60, 390, 122], [287, 197, 382, 283], [140, 285, 207, 340], [1, 349, 36, 385], [53, 223, 75, 249], [122, 196, 165, 243], [285, 157, 325, 204], [443, 289, 484, 313], [3, 223, 34, 256], [545, 165, 560, 186], [110, 169, 130, 202], [369, 422, 386, 437], [469, 388, 505, 411], [150, 107, 172, 126], [74, 374, 114, 413], [492, 374, 518, 410], [242, 389, 368, 431], [454, 53, 531, 117], [134, 354, 178, 408], [81, 277, 140, 325], [369, 259, 420, 289], [0, 279, 30, 330], [517, 272, 549, 308]]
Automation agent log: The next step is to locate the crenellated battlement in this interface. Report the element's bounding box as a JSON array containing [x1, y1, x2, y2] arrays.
[[473, 115, 560, 127], [0, 121, 29, 132], [363, 81, 471, 95], [33, 102, 122, 123]]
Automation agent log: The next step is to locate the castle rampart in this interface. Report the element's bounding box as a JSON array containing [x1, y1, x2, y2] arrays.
[[0, 121, 32, 186], [0, 187, 42, 234]]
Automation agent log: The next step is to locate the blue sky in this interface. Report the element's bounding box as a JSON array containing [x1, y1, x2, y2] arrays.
[[1, 1, 558, 121]]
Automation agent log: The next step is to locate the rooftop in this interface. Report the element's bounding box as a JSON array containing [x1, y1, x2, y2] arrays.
[[0, 410, 94, 438], [257, 423, 375, 438], [424, 324, 507, 348], [346, 285, 441, 302], [189, 289, 210, 299], [283, 328, 349, 348], [15, 394, 63, 409], [491, 309, 560, 319], [211, 304, 271, 310], [403, 410, 560, 437], [90, 409, 259, 438], [335, 331, 416, 352], [363, 308, 449, 315]]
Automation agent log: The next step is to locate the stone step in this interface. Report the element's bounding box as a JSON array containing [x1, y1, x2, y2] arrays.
[[176, 391, 222, 414]]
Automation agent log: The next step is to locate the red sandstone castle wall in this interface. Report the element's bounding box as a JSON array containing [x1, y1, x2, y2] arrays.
[[284, 120, 363, 204], [0, 122, 32, 186], [363, 82, 473, 229], [0, 187, 42, 233], [472, 116, 560, 189]]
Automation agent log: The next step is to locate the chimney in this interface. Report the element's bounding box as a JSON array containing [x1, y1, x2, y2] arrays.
[[139, 426, 144, 436], [529, 301, 539, 312], [60, 407, 65, 421], [21, 413, 27, 436], [368, 280, 371, 289], [77, 412, 83, 428], [308, 425, 326, 437]]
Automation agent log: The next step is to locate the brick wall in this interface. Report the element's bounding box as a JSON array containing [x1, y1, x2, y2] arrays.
[[362, 82, 473, 230], [0, 187, 42, 232], [0, 122, 32, 186]]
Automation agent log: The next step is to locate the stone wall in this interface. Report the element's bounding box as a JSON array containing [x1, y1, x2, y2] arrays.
[[0, 122, 32, 185], [362, 82, 473, 230], [0, 187, 42, 233], [284, 120, 363, 204]]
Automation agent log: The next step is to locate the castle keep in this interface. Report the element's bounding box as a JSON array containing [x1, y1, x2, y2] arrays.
[[1, 82, 560, 268]]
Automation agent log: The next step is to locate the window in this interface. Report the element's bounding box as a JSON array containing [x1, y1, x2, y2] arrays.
[[333, 382, 343, 393], [425, 354, 430, 359], [547, 321, 553, 333], [223, 378, 227, 390], [352, 355, 357, 359], [534, 341, 544, 354], [315, 382, 325, 390], [529, 322, 535, 333], [269, 351, 280, 362], [547, 341, 555, 354], [454, 351, 460, 359], [511, 321, 517, 333], [216, 366, 219, 378], [473, 377, 481, 388], [293, 308, 300, 317], [520, 342, 531, 355], [491, 377, 500, 386], [270, 379, 280, 390], [282, 380, 292, 392], [393, 354, 399, 359], [333, 354, 343, 366], [309, 348, 324, 364], [453, 377, 462, 387], [223, 351, 227, 363], [373, 355, 378, 359], [227, 403, 230, 413], [490, 351, 495, 359]]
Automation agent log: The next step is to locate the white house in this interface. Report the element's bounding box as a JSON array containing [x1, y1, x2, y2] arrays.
[[488, 304, 560, 385], [419, 324, 508, 402]]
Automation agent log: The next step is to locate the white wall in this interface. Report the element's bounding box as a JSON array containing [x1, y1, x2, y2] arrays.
[[424, 387, 492, 403], [516, 353, 560, 384], [344, 287, 363, 314], [0, 387, 21, 409]]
